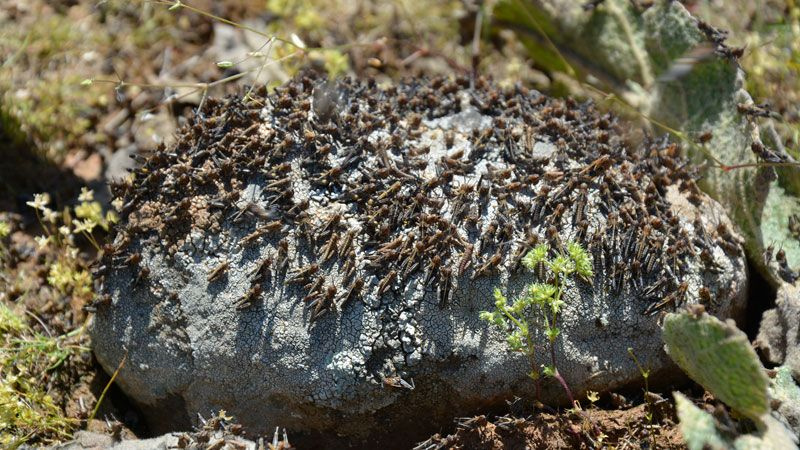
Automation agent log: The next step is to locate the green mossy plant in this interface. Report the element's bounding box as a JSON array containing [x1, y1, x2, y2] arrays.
[[480, 241, 593, 405], [0, 303, 88, 448]]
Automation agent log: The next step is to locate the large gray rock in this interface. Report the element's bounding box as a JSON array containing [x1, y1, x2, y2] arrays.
[[91, 74, 747, 447]]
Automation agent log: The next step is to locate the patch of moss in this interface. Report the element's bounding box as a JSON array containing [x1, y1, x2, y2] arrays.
[[0, 303, 87, 448]]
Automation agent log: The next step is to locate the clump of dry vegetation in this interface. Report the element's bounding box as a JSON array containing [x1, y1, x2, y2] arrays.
[[0, 187, 116, 447]]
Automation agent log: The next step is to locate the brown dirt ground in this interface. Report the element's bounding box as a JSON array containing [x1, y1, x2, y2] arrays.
[[416, 401, 686, 450]]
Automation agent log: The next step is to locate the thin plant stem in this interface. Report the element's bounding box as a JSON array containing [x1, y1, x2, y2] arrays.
[[79, 230, 101, 253], [500, 304, 542, 400], [606, 0, 652, 86], [552, 371, 575, 406], [89, 350, 127, 423], [629, 347, 656, 449], [524, 331, 541, 400], [33, 209, 50, 238], [511, 0, 576, 78], [90, 50, 301, 118], [244, 37, 277, 102], [547, 269, 575, 405], [150, 0, 368, 53]]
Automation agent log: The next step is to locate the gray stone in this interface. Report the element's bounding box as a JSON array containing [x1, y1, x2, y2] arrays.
[[90, 75, 748, 446], [754, 283, 800, 436], [47, 431, 257, 450], [757, 282, 800, 382], [769, 365, 800, 439], [754, 284, 800, 438]]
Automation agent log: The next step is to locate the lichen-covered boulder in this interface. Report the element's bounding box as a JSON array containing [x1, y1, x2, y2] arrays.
[[91, 73, 747, 446]]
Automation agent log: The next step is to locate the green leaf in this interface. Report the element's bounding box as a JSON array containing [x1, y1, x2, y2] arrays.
[[510, 297, 528, 314], [769, 365, 800, 407], [549, 297, 565, 314], [768, 364, 800, 439], [674, 391, 799, 450], [522, 243, 549, 270], [528, 283, 557, 305], [567, 241, 593, 280], [506, 333, 523, 351], [549, 255, 573, 275], [545, 326, 560, 342], [673, 392, 732, 450], [663, 311, 769, 422], [216, 61, 235, 69], [493, 287, 509, 310]]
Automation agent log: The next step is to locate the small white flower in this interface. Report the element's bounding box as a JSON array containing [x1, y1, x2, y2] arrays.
[[68, 247, 79, 259], [78, 187, 94, 203], [35, 235, 50, 249], [59, 225, 71, 237], [111, 198, 124, 211], [26, 193, 51, 211], [72, 219, 95, 234], [42, 207, 59, 223]]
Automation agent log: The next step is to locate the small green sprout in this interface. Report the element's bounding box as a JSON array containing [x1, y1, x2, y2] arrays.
[[522, 243, 548, 270], [480, 240, 593, 405], [568, 241, 593, 283], [629, 347, 655, 447]]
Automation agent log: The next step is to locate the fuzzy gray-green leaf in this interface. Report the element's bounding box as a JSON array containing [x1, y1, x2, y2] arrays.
[[674, 392, 732, 450], [663, 311, 768, 421]]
